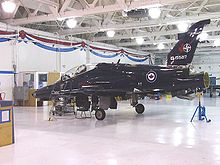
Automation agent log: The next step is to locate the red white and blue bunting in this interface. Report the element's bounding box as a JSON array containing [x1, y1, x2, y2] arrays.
[[0, 30, 149, 63]]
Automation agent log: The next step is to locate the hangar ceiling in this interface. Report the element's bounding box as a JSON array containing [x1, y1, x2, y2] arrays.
[[1, 0, 220, 60]]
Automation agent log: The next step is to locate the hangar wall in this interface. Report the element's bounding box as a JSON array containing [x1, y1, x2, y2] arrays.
[[89, 52, 144, 65], [193, 55, 220, 84], [0, 42, 14, 99], [0, 26, 149, 99]]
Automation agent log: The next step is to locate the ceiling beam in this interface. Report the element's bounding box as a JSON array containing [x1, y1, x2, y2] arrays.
[[57, 12, 220, 36], [152, 45, 220, 54], [59, 0, 73, 13], [91, 0, 99, 8], [35, 0, 59, 8], [116, 0, 127, 9], [118, 39, 177, 47], [93, 25, 220, 42], [5, 0, 191, 25], [196, 0, 209, 13], [117, 34, 220, 47], [19, 0, 54, 14]]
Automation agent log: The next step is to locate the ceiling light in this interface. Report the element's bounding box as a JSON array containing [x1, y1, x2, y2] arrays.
[[214, 39, 220, 47], [177, 22, 189, 32], [122, 10, 127, 17], [66, 18, 77, 28], [107, 30, 115, 38], [197, 32, 208, 41], [148, 7, 161, 19], [1, 1, 16, 13], [136, 37, 144, 45], [157, 43, 165, 50]]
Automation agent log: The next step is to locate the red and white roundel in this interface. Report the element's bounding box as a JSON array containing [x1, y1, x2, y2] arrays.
[[146, 70, 157, 83]]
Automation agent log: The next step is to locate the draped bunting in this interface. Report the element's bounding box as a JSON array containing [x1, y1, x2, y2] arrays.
[[0, 71, 15, 74], [0, 29, 149, 63], [125, 54, 148, 62], [26, 36, 79, 52], [0, 38, 11, 42], [33, 42, 79, 52], [89, 45, 121, 53], [26, 32, 82, 46], [90, 50, 119, 58], [90, 50, 148, 62], [0, 30, 16, 35]]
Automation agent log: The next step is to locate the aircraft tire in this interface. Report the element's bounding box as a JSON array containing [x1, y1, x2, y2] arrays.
[[95, 109, 106, 120], [135, 104, 145, 114]]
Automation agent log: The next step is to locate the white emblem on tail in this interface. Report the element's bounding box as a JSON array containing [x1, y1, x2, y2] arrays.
[[183, 43, 191, 53]]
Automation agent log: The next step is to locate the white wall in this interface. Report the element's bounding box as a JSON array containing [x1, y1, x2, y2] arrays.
[[0, 41, 14, 99], [17, 42, 58, 72], [193, 54, 220, 84], [61, 49, 86, 72]]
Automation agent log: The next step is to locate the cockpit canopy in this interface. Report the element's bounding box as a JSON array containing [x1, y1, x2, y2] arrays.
[[61, 64, 95, 81]]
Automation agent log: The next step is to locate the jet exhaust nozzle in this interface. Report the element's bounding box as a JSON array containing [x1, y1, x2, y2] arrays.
[[203, 72, 210, 89]]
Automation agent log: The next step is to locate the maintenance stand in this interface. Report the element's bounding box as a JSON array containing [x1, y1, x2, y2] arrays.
[[190, 92, 211, 123]]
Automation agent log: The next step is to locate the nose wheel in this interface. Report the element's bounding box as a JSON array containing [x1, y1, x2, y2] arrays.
[[135, 104, 145, 114], [95, 108, 106, 120]]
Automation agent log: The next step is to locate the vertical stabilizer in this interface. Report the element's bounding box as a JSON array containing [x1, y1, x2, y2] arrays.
[[167, 19, 210, 66]]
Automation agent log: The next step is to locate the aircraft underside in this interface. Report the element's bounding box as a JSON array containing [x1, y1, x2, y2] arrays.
[[50, 92, 147, 120], [48, 85, 198, 120]]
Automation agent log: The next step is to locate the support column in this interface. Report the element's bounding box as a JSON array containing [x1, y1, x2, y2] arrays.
[[85, 42, 90, 64]]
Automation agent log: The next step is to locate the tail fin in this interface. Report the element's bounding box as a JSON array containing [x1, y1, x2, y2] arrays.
[[167, 19, 210, 66]]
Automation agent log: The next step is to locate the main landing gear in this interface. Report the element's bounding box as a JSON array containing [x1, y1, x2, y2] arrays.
[[131, 94, 145, 114], [135, 103, 145, 114], [92, 96, 115, 120], [95, 108, 106, 120]]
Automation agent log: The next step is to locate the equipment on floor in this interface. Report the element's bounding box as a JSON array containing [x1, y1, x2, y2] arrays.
[[50, 98, 75, 116], [0, 100, 14, 147], [190, 92, 211, 123], [75, 95, 92, 119]]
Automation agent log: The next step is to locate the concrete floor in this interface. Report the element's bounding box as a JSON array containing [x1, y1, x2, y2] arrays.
[[0, 96, 220, 165]]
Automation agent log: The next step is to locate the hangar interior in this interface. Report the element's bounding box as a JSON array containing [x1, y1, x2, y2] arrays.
[[0, 0, 220, 164]]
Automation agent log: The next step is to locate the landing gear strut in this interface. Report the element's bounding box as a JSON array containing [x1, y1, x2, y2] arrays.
[[135, 104, 145, 114], [95, 109, 106, 120]]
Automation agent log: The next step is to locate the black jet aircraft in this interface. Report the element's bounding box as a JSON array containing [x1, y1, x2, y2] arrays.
[[33, 19, 210, 120]]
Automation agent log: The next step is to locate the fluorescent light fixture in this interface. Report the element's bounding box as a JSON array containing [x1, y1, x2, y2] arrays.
[[107, 30, 115, 38], [1, 0, 16, 13], [214, 39, 220, 47], [197, 32, 208, 41], [66, 18, 77, 28], [148, 7, 161, 19], [100, 28, 114, 32], [177, 22, 189, 32], [158, 43, 165, 50], [121, 10, 127, 17], [136, 37, 144, 45]]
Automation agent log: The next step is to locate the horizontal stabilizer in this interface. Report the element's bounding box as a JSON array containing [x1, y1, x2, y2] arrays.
[[176, 95, 195, 100]]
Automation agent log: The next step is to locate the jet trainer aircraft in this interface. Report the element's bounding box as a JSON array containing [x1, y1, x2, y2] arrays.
[[33, 19, 210, 120]]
